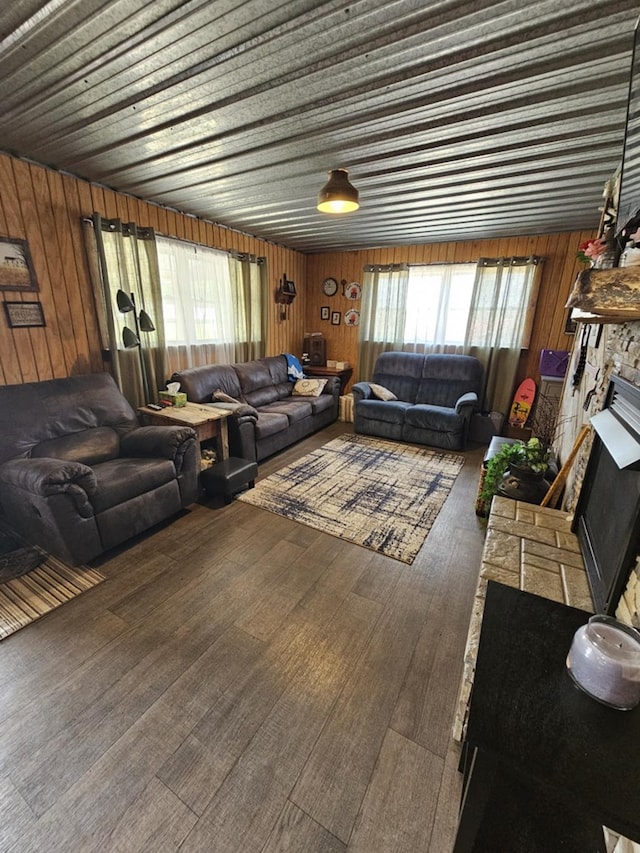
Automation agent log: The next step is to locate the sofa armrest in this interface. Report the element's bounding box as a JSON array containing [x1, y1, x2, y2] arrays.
[[0, 458, 97, 517], [455, 391, 478, 415], [352, 381, 373, 403], [321, 376, 341, 397]]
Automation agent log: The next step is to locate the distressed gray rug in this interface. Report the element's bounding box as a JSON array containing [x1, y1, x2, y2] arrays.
[[238, 433, 464, 563]]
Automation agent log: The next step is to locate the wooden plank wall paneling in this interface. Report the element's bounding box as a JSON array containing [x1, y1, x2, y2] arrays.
[[305, 231, 594, 394], [0, 149, 593, 400], [0, 152, 305, 386]]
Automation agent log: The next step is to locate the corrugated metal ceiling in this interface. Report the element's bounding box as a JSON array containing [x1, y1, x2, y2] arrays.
[[0, 0, 638, 252]]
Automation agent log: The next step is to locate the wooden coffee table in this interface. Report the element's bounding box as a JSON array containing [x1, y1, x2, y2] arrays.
[[138, 402, 231, 462]]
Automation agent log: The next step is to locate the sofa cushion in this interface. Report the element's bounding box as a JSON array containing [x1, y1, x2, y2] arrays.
[[405, 404, 462, 432], [235, 360, 280, 407], [91, 457, 177, 513], [171, 364, 242, 404], [259, 400, 313, 423], [292, 378, 327, 397], [307, 394, 335, 415], [253, 411, 290, 439], [263, 355, 290, 386], [416, 354, 483, 408], [356, 399, 410, 425], [31, 427, 120, 466], [275, 382, 294, 400], [371, 351, 424, 404]]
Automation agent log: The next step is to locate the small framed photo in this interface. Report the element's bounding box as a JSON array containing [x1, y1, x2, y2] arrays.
[[331, 311, 341, 326], [320, 305, 330, 320], [4, 300, 46, 328], [0, 237, 38, 291]]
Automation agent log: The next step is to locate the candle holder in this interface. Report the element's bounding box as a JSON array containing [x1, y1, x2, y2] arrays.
[[566, 615, 640, 710]]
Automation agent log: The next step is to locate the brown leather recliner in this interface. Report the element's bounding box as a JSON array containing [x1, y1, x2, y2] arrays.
[[0, 373, 199, 565]]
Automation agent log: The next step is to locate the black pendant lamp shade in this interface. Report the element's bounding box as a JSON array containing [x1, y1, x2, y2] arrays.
[[317, 169, 360, 214]]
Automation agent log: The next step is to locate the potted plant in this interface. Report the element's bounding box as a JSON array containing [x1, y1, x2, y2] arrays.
[[477, 437, 553, 517]]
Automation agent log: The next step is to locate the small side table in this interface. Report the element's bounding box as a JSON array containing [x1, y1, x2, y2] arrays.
[[138, 402, 231, 462], [304, 365, 354, 394]]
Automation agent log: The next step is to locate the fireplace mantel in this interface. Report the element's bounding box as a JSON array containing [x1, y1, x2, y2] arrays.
[[566, 267, 640, 322]]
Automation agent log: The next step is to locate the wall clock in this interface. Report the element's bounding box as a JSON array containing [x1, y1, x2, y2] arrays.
[[322, 277, 338, 296], [344, 281, 361, 300]]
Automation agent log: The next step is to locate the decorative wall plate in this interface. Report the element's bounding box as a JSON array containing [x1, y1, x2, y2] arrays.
[[344, 281, 361, 300], [344, 308, 360, 326], [322, 277, 338, 296]]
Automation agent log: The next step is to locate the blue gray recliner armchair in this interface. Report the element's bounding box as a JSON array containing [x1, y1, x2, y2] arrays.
[[352, 352, 483, 451]]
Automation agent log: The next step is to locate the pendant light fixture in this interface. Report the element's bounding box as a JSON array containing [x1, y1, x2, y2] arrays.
[[317, 169, 360, 213]]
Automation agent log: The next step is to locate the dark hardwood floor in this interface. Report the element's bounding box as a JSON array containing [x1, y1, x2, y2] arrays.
[[0, 424, 487, 852]]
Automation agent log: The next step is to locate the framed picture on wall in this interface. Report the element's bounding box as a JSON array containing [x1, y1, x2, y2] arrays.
[[320, 306, 330, 320], [0, 237, 38, 291], [331, 311, 341, 325], [4, 300, 46, 327]]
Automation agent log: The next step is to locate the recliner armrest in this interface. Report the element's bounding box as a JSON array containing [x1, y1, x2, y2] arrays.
[[455, 391, 478, 414], [352, 381, 373, 403], [0, 457, 97, 517], [120, 426, 197, 460]]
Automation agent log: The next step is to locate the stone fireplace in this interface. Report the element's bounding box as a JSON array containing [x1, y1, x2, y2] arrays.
[[572, 374, 640, 615], [555, 319, 640, 628]]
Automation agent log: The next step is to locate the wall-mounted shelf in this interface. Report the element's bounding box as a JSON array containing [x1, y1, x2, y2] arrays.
[[566, 267, 640, 322]]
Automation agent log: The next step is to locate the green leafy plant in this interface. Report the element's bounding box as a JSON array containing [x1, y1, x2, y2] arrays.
[[478, 437, 552, 512]]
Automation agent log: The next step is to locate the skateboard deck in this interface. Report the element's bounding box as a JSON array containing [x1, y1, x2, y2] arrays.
[[509, 377, 536, 427]]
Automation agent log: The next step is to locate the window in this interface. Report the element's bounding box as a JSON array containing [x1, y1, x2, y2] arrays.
[[156, 237, 234, 346], [359, 257, 542, 414], [404, 264, 476, 345]]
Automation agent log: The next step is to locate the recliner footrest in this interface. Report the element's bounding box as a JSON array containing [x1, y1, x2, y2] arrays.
[[201, 457, 258, 503]]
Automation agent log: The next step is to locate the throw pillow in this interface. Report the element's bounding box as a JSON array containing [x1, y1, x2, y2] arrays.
[[369, 383, 397, 401], [213, 389, 240, 404], [292, 378, 328, 397], [212, 389, 258, 419]]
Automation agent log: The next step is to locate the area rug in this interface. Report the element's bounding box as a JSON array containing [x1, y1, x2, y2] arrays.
[[0, 554, 106, 640], [238, 433, 464, 563]]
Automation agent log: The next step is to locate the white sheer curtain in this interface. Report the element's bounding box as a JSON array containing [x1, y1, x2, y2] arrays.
[[158, 237, 237, 373], [465, 257, 542, 414], [157, 237, 267, 373], [404, 263, 476, 350]]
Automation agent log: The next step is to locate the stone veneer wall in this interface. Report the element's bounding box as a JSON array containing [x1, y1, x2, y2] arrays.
[[554, 320, 640, 627]]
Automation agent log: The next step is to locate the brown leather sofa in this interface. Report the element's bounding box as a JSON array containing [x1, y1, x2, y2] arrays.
[[172, 355, 340, 462], [0, 373, 199, 565]]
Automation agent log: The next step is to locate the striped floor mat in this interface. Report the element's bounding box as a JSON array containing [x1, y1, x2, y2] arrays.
[[0, 557, 105, 639]]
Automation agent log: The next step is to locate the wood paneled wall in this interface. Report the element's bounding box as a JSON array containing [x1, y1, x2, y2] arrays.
[[305, 232, 595, 394], [0, 152, 306, 386], [0, 148, 594, 402]]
